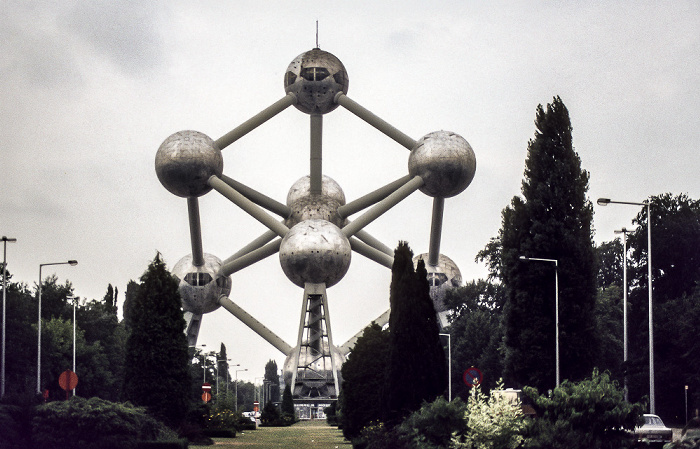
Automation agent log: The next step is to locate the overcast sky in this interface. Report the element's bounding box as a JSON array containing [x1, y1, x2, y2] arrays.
[[2, 1, 698, 386]]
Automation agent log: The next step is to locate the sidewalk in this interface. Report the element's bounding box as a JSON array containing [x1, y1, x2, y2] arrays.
[[191, 420, 351, 448]]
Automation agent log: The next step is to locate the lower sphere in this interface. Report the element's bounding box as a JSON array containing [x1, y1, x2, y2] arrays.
[[279, 219, 351, 288]]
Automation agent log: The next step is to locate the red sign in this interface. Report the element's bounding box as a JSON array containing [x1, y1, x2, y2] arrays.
[[59, 370, 79, 391], [253, 401, 260, 412], [463, 367, 483, 387], [202, 391, 212, 403], [202, 382, 212, 391]]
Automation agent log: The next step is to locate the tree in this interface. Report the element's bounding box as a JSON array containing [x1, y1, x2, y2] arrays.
[[281, 384, 295, 419], [340, 322, 390, 440], [444, 280, 505, 398], [264, 360, 280, 403], [123, 254, 192, 426], [384, 242, 447, 426], [479, 96, 597, 391]]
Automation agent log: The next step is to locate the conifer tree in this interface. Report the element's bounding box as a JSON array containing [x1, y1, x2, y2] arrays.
[[124, 254, 191, 426], [480, 96, 596, 391], [384, 242, 447, 426]]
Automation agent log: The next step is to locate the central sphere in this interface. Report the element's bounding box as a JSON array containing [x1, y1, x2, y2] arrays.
[[285, 175, 346, 228], [279, 219, 351, 288], [284, 48, 349, 115]]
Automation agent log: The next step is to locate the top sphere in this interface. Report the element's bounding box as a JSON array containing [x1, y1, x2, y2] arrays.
[[155, 130, 223, 198], [284, 49, 349, 115], [408, 131, 476, 198]]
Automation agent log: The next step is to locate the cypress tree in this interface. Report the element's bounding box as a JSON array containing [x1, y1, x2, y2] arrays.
[[484, 97, 597, 391], [384, 242, 447, 426], [124, 254, 192, 426]]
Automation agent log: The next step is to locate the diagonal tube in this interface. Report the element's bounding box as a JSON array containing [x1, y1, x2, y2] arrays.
[[208, 175, 289, 238], [342, 175, 424, 238], [220, 175, 290, 218], [338, 175, 412, 218], [219, 239, 281, 277], [219, 296, 293, 355], [428, 197, 445, 267], [223, 229, 278, 266], [215, 93, 297, 150], [354, 229, 394, 256], [187, 197, 205, 267], [334, 93, 417, 150], [349, 237, 394, 269]]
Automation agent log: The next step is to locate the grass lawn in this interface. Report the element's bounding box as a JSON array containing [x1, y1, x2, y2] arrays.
[[190, 420, 352, 448]]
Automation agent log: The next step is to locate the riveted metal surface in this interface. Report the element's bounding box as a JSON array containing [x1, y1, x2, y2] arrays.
[[413, 253, 462, 312], [287, 175, 346, 206], [279, 219, 352, 288], [285, 175, 347, 228], [155, 130, 223, 198], [408, 131, 476, 198], [172, 253, 231, 314], [284, 48, 349, 114]]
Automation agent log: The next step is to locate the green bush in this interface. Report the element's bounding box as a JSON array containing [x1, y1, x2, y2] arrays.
[[452, 382, 526, 449], [397, 397, 467, 449], [135, 440, 188, 449], [0, 404, 33, 449], [31, 397, 172, 449], [522, 369, 644, 449]]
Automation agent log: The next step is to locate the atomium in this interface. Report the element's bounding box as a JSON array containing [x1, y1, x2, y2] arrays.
[[156, 48, 476, 405]]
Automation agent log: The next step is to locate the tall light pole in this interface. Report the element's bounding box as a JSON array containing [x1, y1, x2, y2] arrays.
[[598, 197, 655, 413], [235, 368, 248, 411], [439, 333, 451, 401], [69, 296, 78, 396], [1, 236, 17, 400], [37, 260, 78, 395], [614, 227, 632, 402], [520, 256, 559, 387]]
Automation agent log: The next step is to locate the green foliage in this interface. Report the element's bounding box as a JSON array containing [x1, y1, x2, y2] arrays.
[[124, 254, 192, 427], [444, 280, 504, 397], [479, 96, 597, 391], [397, 397, 468, 449], [264, 360, 280, 403], [340, 322, 390, 440], [452, 382, 526, 449], [281, 384, 295, 420], [0, 404, 32, 449], [522, 369, 644, 449], [385, 242, 447, 426], [31, 396, 172, 449]]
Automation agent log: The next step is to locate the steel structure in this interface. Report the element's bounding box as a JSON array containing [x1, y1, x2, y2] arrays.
[[155, 48, 476, 404]]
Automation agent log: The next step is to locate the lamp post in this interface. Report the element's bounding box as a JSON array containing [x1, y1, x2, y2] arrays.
[[614, 227, 632, 402], [235, 368, 248, 411], [37, 260, 78, 395], [598, 197, 655, 413], [686, 385, 689, 425], [68, 296, 79, 396], [439, 333, 451, 401], [1, 236, 17, 400], [520, 256, 559, 387]]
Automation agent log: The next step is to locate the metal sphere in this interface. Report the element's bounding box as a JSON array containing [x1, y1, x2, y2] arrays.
[[286, 175, 346, 206], [279, 219, 352, 288], [155, 130, 223, 198], [285, 175, 346, 228], [408, 131, 476, 198], [171, 253, 232, 314], [284, 48, 349, 114], [413, 253, 462, 313]]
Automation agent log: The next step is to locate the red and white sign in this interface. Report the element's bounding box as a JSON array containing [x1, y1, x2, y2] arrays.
[[202, 382, 212, 391]]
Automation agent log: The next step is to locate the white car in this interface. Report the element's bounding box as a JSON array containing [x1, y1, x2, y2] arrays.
[[634, 414, 673, 447]]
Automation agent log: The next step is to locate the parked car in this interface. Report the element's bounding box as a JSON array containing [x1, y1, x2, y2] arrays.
[[634, 414, 673, 447]]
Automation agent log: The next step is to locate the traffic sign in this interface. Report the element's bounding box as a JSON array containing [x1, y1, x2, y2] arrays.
[[463, 367, 483, 387], [59, 369, 79, 391], [202, 382, 212, 391], [202, 391, 211, 403]]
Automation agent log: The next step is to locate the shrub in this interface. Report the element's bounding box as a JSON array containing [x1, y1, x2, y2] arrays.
[[31, 397, 171, 449], [522, 369, 644, 449], [397, 397, 467, 449], [452, 382, 526, 449]]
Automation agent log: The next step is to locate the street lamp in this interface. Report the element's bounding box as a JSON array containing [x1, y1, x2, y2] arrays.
[[614, 227, 632, 402], [439, 333, 451, 401], [68, 296, 79, 396], [598, 197, 655, 413], [520, 256, 559, 387], [1, 236, 17, 400], [37, 260, 78, 395], [235, 368, 248, 411]]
